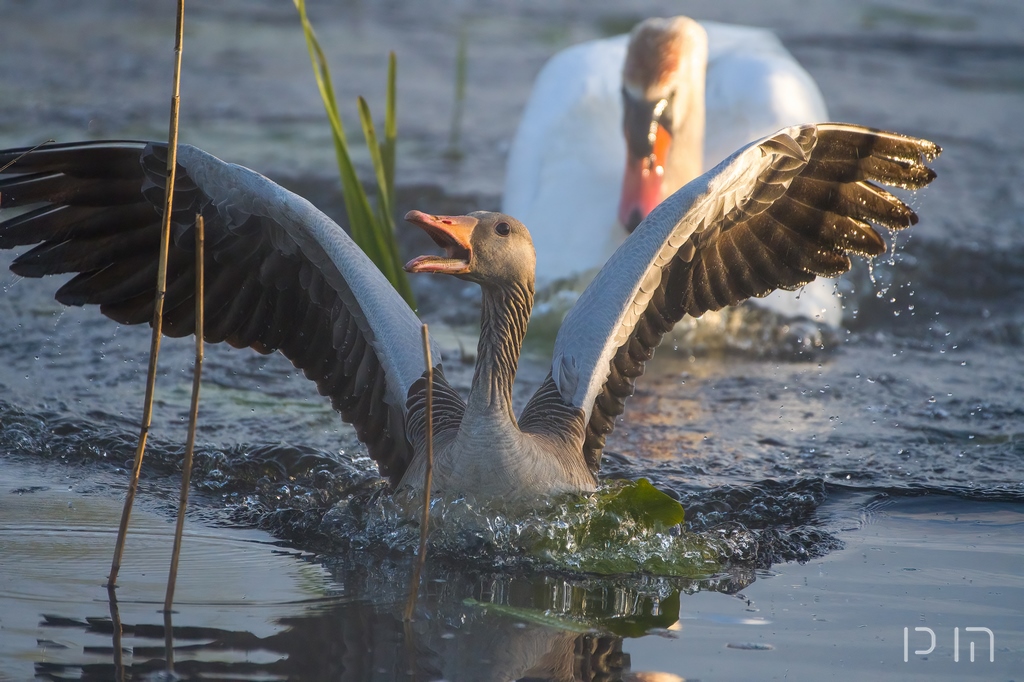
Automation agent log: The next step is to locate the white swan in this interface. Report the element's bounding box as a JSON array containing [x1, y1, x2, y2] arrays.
[[504, 17, 842, 326]]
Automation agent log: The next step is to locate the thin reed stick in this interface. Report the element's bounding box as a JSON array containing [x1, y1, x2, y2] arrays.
[[0, 139, 54, 174], [163, 608, 175, 673], [404, 324, 434, 621], [444, 23, 468, 160], [107, 0, 186, 588], [163, 214, 204, 616], [106, 585, 125, 682]]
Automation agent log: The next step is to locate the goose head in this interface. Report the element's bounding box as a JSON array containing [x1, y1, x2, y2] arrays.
[[403, 210, 540, 436], [404, 210, 536, 291], [618, 16, 708, 231]]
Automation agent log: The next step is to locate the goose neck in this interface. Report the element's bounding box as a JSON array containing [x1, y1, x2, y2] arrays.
[[467, 280, 534, 422]]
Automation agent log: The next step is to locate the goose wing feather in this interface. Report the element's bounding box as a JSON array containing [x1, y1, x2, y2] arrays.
[[0, 140, 443, 484], [522, 123, 939, 471]]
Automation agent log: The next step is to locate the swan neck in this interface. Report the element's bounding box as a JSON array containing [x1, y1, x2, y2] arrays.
[[665, 24, 707, 192]]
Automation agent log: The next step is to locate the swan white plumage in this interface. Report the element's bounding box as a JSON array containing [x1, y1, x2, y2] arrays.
[[504, 18, 842, 326]]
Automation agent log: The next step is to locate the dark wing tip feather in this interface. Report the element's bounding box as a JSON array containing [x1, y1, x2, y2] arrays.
[[577, 123, 939, 471], [1, 139, 420, 484], [816, 123, 941, 164], [677, 124, 939, 317]]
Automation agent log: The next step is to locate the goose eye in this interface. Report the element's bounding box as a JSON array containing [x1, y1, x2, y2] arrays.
[[495, 221, 511, 236]]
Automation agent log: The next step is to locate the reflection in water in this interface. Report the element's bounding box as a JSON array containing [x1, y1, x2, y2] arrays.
[[35, 560, 750, 681]]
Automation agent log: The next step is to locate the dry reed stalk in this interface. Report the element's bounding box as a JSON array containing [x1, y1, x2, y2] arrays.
[[404, 324, 434, 621], [163, 608, 175, 673], [107, 0, 186, 588], [163, 213, 204, 615], [0, 139, 54, 175], [106, 585, 125, 682]]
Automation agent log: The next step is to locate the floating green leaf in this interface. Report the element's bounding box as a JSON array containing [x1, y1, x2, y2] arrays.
[[462, 598, 594, 633], [527, 480, 721, 576], [599, 478, 685, 530], [463, 591, 681, 638], [600, 591, 680, 638]]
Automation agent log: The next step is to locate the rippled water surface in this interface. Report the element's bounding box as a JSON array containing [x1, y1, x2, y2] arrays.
[[1, 0, 1023, 679]]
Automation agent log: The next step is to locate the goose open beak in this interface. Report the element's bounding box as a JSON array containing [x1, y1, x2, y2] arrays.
[[404, 210, 475, 274]]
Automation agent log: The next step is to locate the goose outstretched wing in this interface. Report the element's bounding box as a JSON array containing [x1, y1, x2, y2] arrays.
[[520, 123, 939, 471], [0, 141, 443, 483]]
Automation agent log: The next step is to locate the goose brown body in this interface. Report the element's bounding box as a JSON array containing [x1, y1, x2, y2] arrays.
[[400, 211, 596, 503]]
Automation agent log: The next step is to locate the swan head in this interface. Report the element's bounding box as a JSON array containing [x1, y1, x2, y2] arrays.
[[404, 210, 536, 289], [618, 16, 708, 231]]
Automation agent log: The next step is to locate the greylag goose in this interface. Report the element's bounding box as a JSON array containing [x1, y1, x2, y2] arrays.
[[0, 124, 939, 508], [504, 17, 841, 325]]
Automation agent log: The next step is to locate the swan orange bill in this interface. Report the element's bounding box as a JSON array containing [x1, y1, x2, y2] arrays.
[[617, 120, 671, 232]]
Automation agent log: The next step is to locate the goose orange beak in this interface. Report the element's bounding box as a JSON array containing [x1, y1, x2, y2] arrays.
[[404, 210, 475, 275]]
